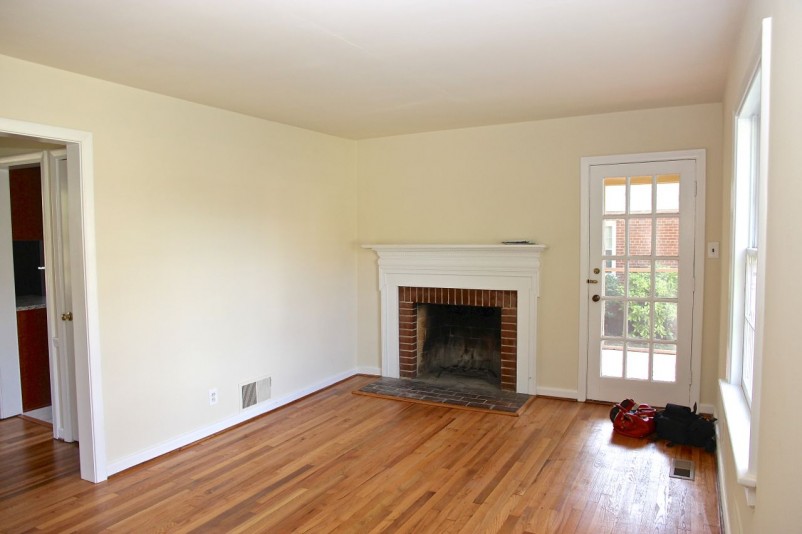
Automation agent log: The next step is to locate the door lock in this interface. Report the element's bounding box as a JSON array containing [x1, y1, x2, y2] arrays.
[[61, 312, 73, 321], [592, 295, 601, 302]]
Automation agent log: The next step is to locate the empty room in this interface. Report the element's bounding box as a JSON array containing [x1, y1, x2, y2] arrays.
[[0, 1, 800, 532]]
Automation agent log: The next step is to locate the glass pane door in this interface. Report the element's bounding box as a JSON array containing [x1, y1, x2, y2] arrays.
[[587, 160, 696, 406]]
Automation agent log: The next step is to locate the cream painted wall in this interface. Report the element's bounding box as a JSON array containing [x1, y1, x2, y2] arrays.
[[717, 1, 802, 532], [0, 54, 357, 464], [356, 103, 723, 403]]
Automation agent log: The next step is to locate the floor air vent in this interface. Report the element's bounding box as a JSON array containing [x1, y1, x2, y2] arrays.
[[240, 377, 271, 410], [669, 459, 695, 481]]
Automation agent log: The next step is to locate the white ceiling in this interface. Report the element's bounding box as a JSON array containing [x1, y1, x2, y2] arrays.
[[0, 0, 746, 139]]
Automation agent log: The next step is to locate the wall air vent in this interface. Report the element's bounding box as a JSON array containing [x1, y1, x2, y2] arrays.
[[240, 377, 271, 410]]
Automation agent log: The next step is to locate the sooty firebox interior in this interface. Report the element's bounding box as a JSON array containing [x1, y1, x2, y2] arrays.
[[417, 303, 502, 388]]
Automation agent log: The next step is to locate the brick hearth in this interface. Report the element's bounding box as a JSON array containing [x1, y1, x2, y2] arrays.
[[398, 286, 517, 391]]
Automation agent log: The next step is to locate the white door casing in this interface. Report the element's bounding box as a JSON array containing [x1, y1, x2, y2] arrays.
[[0, 165, 23, 418], [0, 117, 106, 483], [579, 151, 706, 408]]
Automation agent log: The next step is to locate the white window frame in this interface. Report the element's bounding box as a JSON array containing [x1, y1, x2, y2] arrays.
[[720, 17, 771, 508], [732, 71, 761, 406]]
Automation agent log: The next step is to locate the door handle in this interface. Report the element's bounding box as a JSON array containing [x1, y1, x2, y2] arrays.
[[61, 312, 73, 321], [592, 295, 601, 302], [586, 279, 598, 284]]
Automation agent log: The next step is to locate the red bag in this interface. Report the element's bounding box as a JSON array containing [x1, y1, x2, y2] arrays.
[[611, 399, 656, 438]]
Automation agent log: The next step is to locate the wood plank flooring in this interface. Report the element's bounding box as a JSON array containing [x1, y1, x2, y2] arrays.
[[0, 375, 720, 533]]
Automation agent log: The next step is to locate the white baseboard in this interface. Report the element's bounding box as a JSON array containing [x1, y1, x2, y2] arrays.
[[536, 387, 578, 400], [713, 405, 733, 534], [106, 368, 360, 476], [355, 366, 381, 376]]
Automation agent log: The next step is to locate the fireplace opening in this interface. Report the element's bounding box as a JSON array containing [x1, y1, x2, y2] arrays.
[[417, 304, 502, 389]]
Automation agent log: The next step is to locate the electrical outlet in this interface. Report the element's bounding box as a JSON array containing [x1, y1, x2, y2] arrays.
[[707, 242, 720, 258], [209, 388, 218, 406]]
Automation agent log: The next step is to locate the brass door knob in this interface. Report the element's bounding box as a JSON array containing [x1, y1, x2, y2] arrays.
[[61, 312, 73, 321], [592, 295, 601, 302]]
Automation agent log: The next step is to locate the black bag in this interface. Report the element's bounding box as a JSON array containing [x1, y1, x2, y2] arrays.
[[655, 403, 717, 452]]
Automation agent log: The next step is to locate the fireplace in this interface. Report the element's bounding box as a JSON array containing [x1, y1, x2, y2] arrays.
[[363, 244, 545, 394], [399, 287, 517, 390]]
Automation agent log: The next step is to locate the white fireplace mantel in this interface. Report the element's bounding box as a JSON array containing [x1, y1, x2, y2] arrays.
[[363, 244, 546, 394]]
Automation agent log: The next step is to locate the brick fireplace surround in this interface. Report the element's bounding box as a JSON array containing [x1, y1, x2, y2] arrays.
[[399, 286, 518, 390], [363, 244, 546, 395]]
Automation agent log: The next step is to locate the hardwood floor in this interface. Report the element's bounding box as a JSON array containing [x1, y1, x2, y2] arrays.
[[0, 375, 719, 533]]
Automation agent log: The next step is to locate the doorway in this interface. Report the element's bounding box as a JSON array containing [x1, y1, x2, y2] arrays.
[[9, 162, 54, 424], [0, 118, 105, 483], [579, 151, 706, 407], [1, 152, 80, 442]]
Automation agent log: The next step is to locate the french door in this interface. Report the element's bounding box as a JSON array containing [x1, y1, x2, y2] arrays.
[[585, 158, 698, 407]]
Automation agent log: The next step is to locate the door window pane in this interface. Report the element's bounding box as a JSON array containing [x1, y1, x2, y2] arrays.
[[601, 340, 624, 377], [629, 176, 653, 214], [602, 219, 625, 258], [603, 264, 624, 297], [603, 301, 625, 337], [627, 259, 652, 298], [656, 174, 680, 213], [655, 302, 678, 341], [626, 342, 649, 379], [628, 218, 652, 256], [604, 177, 626, 215], [653, 344, 677, 382], [655, 260, 679, 298], [655, 218, 679, 256], [627, 302, 651, 339]]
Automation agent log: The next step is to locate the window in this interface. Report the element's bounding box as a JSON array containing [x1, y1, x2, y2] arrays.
[[731, 66, 763, 405], [720, 17, 771, 507]]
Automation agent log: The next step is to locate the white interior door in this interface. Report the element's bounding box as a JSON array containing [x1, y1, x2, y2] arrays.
[[44, 152, 78, 441], [586, 159, 697, 407]]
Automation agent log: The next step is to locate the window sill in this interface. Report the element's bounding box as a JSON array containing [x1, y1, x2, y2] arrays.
[[719, 379, 757, 506]]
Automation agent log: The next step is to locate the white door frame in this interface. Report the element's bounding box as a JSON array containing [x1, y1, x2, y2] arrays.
[[0, 165, 22, 418], [0, 117, 106, 483], [0, 150, 77, 438], [578, 150, 706, 406]]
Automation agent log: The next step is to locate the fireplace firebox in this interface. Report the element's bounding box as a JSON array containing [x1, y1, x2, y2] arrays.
[[399, 287, 517, 390], [398, 287, 518, 391], [417, 303, 502, 386]]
